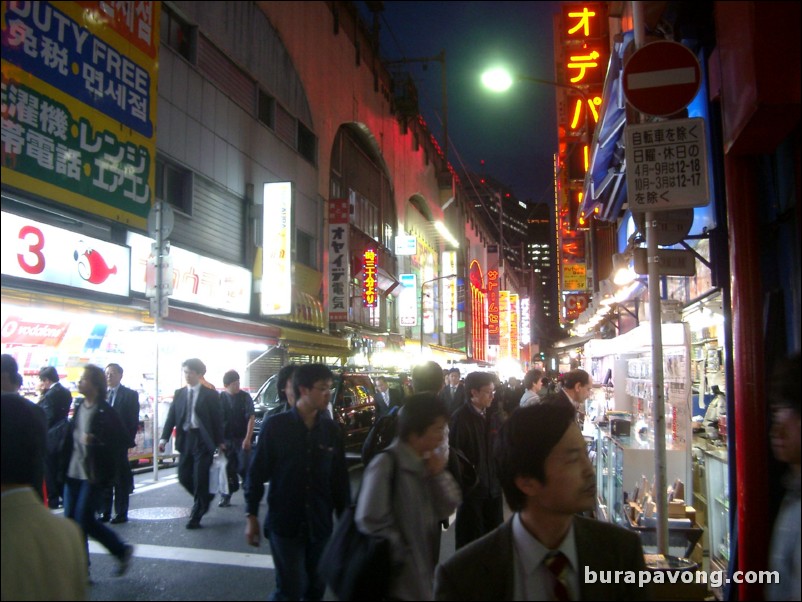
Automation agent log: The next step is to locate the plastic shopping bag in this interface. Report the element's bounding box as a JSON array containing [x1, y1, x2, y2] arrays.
[[209, 453, 228, 495]]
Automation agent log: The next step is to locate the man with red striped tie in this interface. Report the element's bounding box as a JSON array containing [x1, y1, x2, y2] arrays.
[[435, 394, 649, 601]]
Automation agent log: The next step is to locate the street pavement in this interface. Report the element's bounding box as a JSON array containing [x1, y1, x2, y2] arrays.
[[77, 463, 458, 601]]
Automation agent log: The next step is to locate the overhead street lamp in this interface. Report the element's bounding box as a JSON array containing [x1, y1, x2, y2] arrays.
[[481, 67, 591, 103], [420, 274, 459, 353]]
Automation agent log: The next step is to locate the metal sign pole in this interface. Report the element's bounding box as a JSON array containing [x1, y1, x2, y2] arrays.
[[152, 204, 163, 482], [632, 1, 668, 555]]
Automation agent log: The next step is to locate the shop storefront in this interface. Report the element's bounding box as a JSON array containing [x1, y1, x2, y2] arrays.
[[1, 209, 281, 461]]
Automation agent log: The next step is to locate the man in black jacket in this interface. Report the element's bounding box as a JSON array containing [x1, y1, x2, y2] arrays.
[[448, 371, 504, 549], [38, 365, 73, 508], [218, 369, 255, 507], [100, 363, 140, 523], [159, 358, 225, 529]]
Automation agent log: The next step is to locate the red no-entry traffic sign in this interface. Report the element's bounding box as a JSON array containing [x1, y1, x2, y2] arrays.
[[623, 40, 701, 117]]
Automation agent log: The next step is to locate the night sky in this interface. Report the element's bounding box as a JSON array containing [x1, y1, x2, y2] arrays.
[[366, 1, 562, 204]]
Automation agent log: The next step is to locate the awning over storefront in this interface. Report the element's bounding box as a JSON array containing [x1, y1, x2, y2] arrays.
[[278, 325, 350, 359], [581, 31, 633, 222], [164, 306, 281, 346], [551, 333, 596, 351], [285, 290, 325, 330]]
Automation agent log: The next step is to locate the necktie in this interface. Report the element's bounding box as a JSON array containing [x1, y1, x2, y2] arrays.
[[185, 388, 195, 430], [108, 388, 115, 407], [544, 551, 570, 601]]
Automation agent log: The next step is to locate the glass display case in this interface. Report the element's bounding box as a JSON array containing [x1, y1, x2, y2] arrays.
[[704, 448, 730, 571], [595, 426, 688, 529]]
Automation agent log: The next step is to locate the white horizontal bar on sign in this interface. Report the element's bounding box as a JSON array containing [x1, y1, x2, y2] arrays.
[[627, 67, 696, 90]]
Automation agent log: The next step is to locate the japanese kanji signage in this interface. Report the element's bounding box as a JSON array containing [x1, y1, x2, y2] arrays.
[[362, 249, 377, 307], [499, 290, 510, 359], [562, 263, 587, 291], [509, 293, 519, 360], [128, 232, 251, 314], [624, 118, 710, 212], [487, 245, 500, 346], [554, 2, 608, 323], [328, 198, 350, 323], [1, 1, 160, 228]]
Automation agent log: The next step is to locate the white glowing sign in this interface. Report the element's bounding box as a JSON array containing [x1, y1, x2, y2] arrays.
[[399, 274, 417, 327], [441, 251, 457, 334], [520, 297, 531, 346], [262, 182, 293, 314], [1, 211, 130, 296], [127, 232, 251, 313]]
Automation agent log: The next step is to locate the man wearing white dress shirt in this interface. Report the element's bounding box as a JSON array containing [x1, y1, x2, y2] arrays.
[[435, 394, 648, 601], [159, 358, 225, 529], [99, 363, 140, 523]]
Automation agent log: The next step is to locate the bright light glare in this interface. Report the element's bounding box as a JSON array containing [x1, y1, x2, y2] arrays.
[[481, 67, 514, 92], [434, 221, 460, 248]]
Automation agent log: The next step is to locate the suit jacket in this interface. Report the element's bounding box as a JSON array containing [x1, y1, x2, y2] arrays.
[[435, 516, 649, 601], [39, 382, 72, 429], [439, 383, 465, 415], [109, 385, 140, 448], [161, 386, 223, 454]]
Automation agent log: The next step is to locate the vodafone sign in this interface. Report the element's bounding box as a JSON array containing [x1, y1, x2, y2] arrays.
[[623, 41, 701, 117], [1, 317, 69, 346]]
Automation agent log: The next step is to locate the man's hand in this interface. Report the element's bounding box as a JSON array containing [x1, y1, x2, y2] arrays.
[[245, 515, 260, 547], [242, 438, 252, 451], [158, 440, 166, 453]]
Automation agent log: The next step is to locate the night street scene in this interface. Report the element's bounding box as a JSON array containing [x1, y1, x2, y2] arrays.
[[1, 2, 799, 601]]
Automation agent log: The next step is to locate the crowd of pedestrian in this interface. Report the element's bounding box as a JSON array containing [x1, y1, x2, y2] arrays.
[[2, 352, 799, 601]]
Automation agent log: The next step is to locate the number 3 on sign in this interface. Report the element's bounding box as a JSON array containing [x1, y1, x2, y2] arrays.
[[17, 225, 46, 275]]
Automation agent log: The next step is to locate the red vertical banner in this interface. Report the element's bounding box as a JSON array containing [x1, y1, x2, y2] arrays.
[[328, 199, 350, 324], [487, 245, 500, 346]]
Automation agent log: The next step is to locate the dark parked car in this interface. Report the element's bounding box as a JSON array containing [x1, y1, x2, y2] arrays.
[[251, 370, 380, 461]]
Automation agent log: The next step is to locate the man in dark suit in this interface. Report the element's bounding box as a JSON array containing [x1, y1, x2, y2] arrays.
[[374, 375, 403, 417], [37, 365, 73, 508], [100, 363, 141, 523], [439, 368, 465, 415], [560, 368, 592, 425], [159, 358, 225, 529], [435, 394, 648, 601]]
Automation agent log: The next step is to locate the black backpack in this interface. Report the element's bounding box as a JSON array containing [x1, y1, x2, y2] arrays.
[[360, 406, 399, 466]]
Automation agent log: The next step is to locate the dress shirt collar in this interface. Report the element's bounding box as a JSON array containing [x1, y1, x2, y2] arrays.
[[512, 512, 578, 577]]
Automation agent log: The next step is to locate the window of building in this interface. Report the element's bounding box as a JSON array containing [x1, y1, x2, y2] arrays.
[[155, 156, 193, 215], [297, 121, 317, 166], [349, 189, 379, 241], [296, 230, 317, 270], [160, 4, 195, 61], [258, 88, 275, 129]]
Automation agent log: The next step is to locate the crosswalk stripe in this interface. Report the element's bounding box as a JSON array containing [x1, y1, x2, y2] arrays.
[[88, 541, 274, 569]]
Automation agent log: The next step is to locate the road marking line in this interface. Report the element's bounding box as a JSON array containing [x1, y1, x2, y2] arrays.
[[88, 541, 274, 569], [131, 474, 179, 494]]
